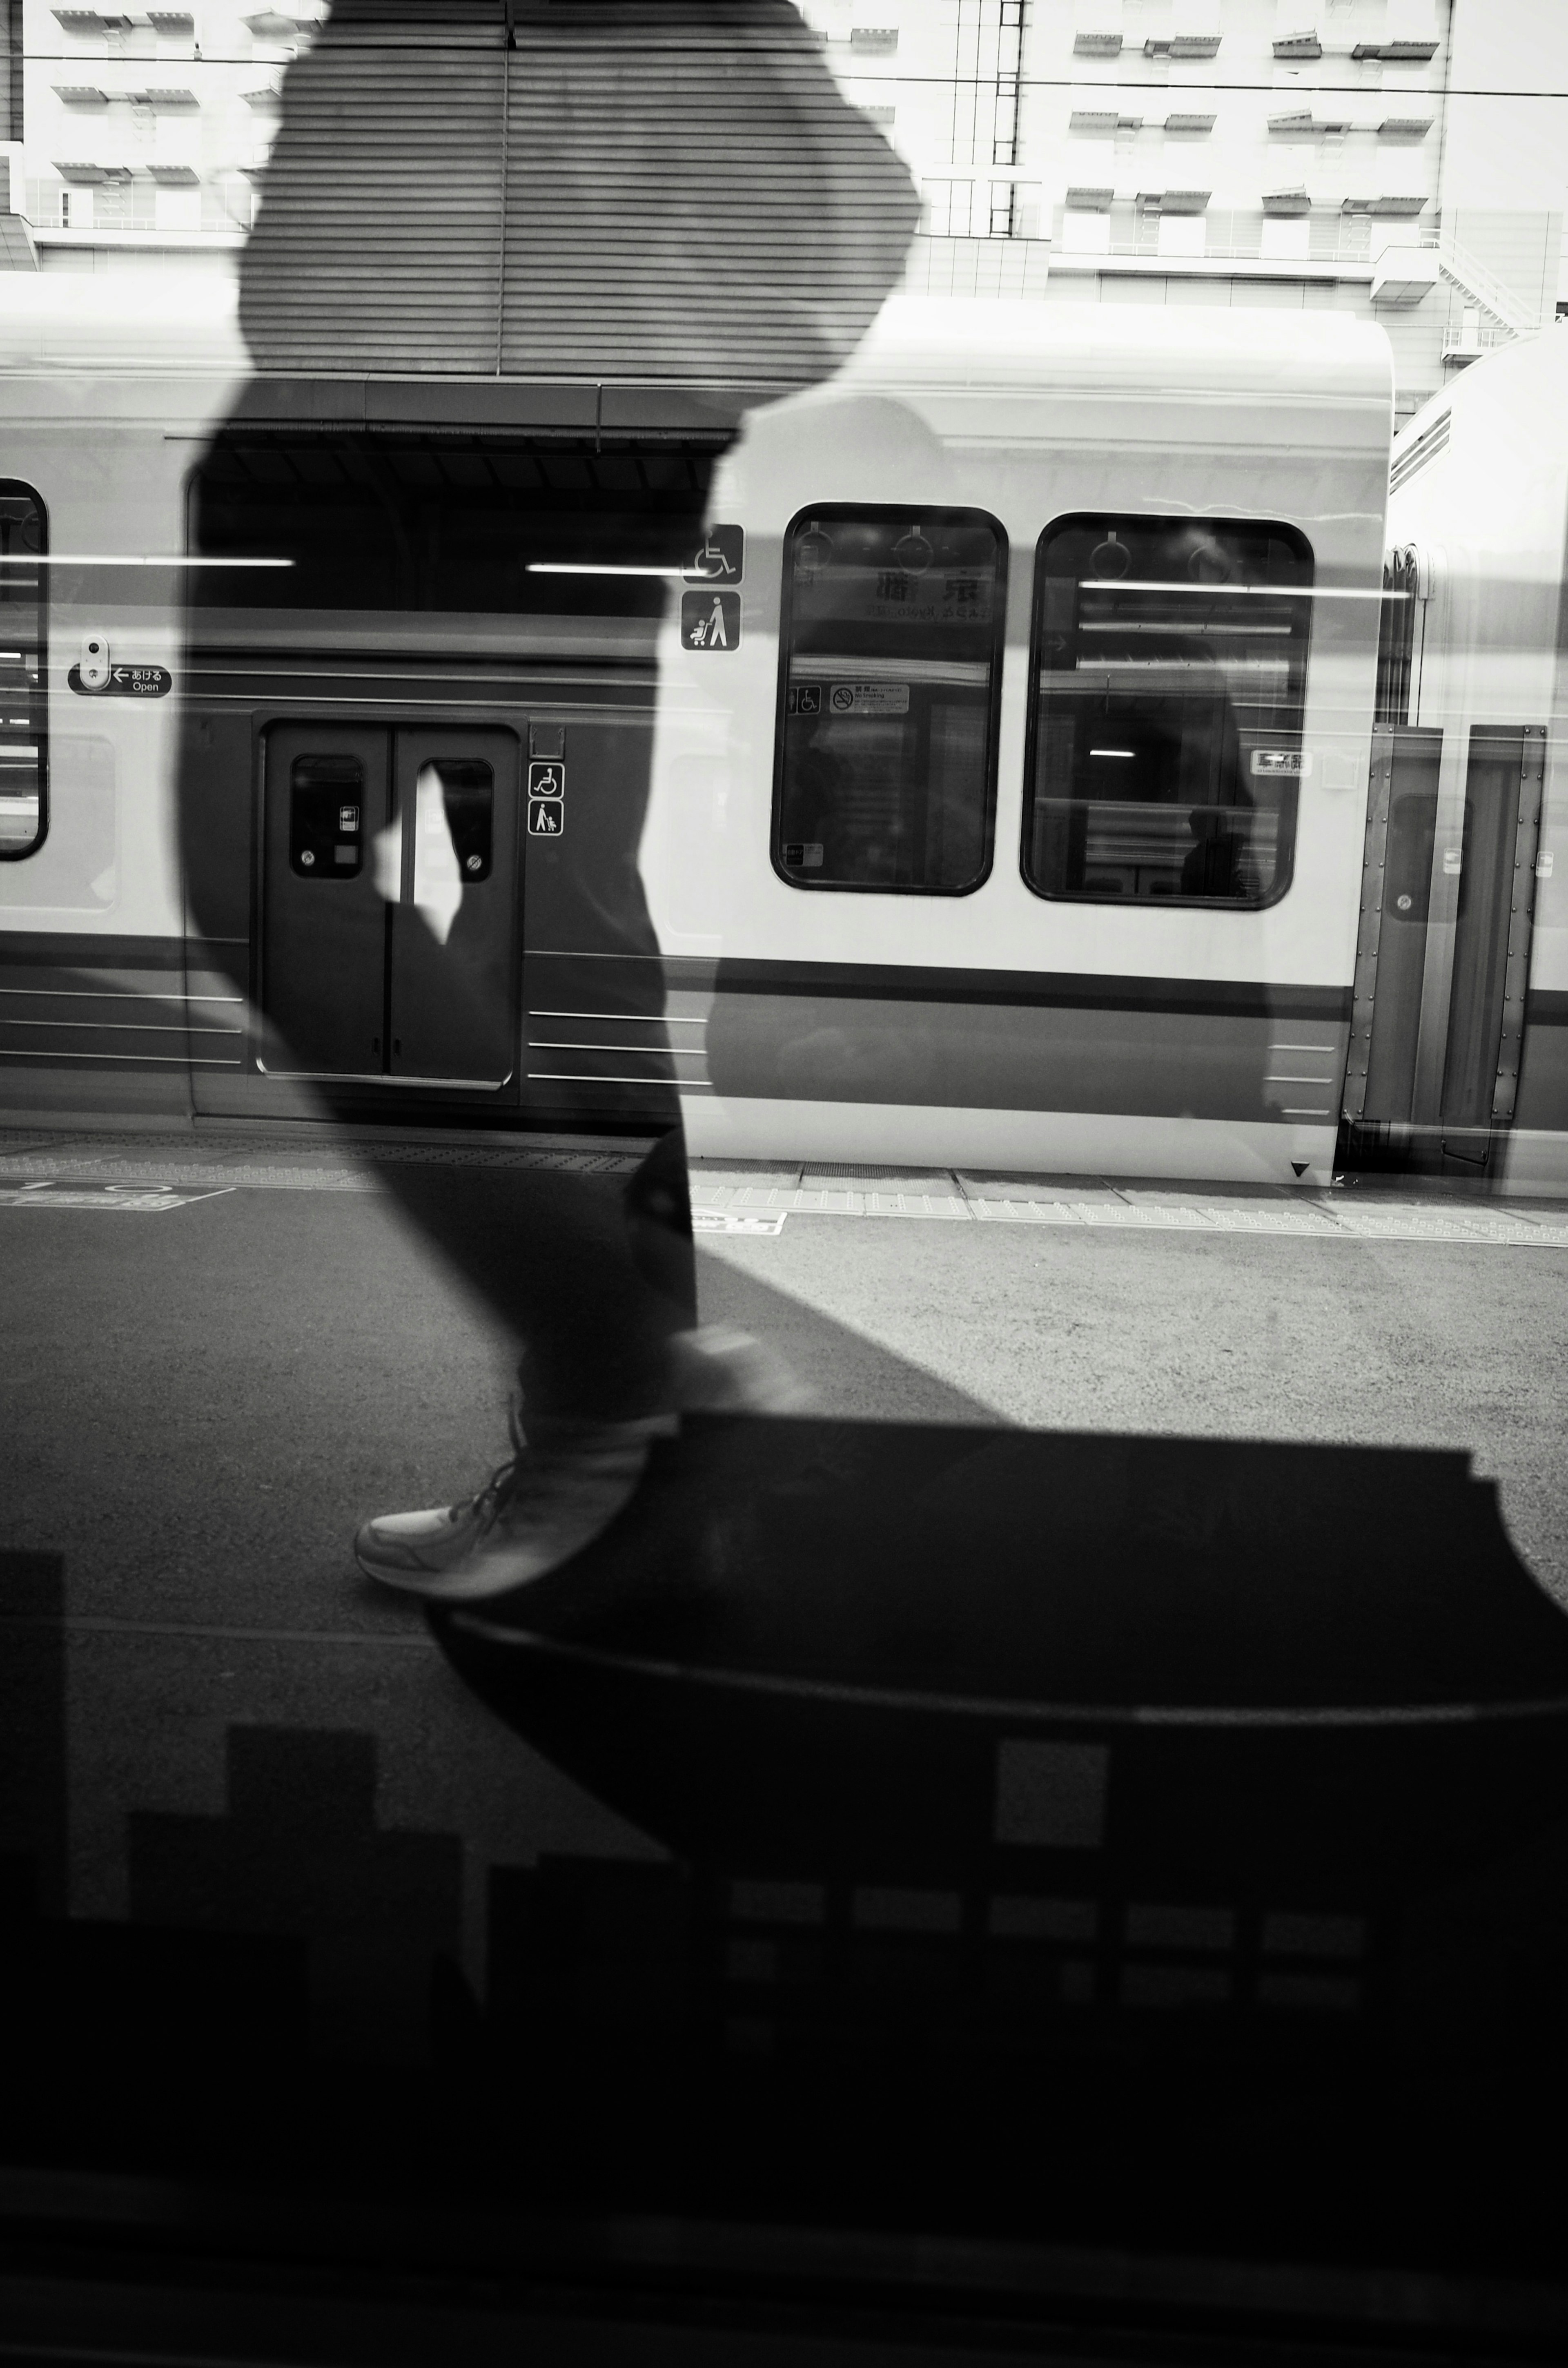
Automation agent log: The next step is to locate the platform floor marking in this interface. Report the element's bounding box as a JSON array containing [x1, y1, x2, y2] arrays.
[[0, 1180, 234, 1213], [691, 1183, 1568, 1248]]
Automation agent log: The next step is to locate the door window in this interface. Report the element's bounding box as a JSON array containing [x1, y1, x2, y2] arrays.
[[1022, 514, 1313, 906], [288, 754, 365, 878], [428, 758, 494, 881], [773, 506, 1006, 894]]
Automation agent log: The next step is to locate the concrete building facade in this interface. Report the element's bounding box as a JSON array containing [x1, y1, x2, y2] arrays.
[[0, 0, 322, 272], [0, 0, 1563, 421], [802, 0, 1568, 417]]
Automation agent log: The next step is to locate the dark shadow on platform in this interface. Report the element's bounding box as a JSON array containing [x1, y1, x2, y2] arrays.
[[4, 1435, 1568, 2279]]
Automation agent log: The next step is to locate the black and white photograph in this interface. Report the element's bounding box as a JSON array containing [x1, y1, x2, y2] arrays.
[[4, 2, 1568, 2360]]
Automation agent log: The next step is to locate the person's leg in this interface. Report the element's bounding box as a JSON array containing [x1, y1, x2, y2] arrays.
[[365, 1124, 696, 1430]]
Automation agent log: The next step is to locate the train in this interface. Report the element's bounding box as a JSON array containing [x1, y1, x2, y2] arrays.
[[1, 267, 1563, 1189]]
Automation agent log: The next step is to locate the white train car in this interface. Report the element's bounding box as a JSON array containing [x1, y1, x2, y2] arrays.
[[1373, 321, 1568, 1189], [646, 297, 1392, 1182], [0, 281, 1397, 1186]]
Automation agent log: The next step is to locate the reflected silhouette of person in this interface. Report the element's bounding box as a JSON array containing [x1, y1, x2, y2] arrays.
[[1180, 807, 1248, 899], [180, 0, 916, 1602]]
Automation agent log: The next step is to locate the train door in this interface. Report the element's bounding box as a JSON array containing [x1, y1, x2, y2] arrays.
[[1345, 722, 1544, 1169], [261, 723, 521, 1086]]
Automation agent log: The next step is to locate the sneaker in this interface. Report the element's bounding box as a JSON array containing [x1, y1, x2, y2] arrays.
[[353, 1415, 672, 1603]]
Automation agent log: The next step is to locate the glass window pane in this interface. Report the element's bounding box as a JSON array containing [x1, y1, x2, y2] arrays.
[[1022, 513, 1312, 908], [188, 432, 719, 620], [290, 753, 365, 878], [430, 758, 493, 881], [775, 506, 1004, 894], [0, 485, 47, 862]]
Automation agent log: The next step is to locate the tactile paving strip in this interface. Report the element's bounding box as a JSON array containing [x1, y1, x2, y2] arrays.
[[690, 1181, 1568, 1247], [4, 1129, 1566, 1242]]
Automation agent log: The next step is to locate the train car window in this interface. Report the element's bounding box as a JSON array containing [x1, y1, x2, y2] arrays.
[[1376, 546, 1420, 727], [773, 506, 1005, 894], [1022, 514, 1313, 907], [187, 431, 724, 619], [0, 484, 47, 862]]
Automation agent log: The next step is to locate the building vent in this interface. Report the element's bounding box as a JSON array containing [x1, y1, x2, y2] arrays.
[[1389, 410, 1451, 494]]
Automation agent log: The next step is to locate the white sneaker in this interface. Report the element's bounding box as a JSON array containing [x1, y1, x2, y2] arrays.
[[353, 1415, 673, 1603]]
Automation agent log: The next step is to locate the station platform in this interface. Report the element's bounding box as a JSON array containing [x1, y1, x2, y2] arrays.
[[5, 1115, 1568, 2303]]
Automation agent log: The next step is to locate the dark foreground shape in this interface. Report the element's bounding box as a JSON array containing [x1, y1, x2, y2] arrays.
[[434, 1418, 1568, 1903]]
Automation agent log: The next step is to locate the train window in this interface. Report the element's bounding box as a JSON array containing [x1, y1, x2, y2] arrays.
[[1022, 514, 1313, 908], [187, 431, 722, 620], [773, 506, 1005, 894], [0, 484, 47, 862], [1376, 546, 1420, 727]]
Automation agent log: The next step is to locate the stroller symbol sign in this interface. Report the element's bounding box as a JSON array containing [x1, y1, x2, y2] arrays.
[[528, 799, 564, 837], [681, 589, 741, 652]]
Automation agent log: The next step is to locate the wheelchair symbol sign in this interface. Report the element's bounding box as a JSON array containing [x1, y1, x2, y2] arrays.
[[683, 524, 744, 584], [528, 760, 564, 797], [528, 799, 564, 837]]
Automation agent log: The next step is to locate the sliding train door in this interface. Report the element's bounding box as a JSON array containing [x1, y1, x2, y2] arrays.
[[1345, 722, 1544, 1168], [260, 723, 521, 1088]]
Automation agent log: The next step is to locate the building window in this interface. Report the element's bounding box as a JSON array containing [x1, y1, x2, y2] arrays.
[[774, 507, 1006, 895], [1157, 212, 1207, 258], [1261, 214, 1311, 262], [1022, 515, 1313, 908], [0, 483, 48, 862]]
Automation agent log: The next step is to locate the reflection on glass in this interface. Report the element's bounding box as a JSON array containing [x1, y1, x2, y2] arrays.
[[0, 485, 46, 859], [1023, 514, 1313, 906], [774, 506, 1005, 894], [290, 753, 364, 878]]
